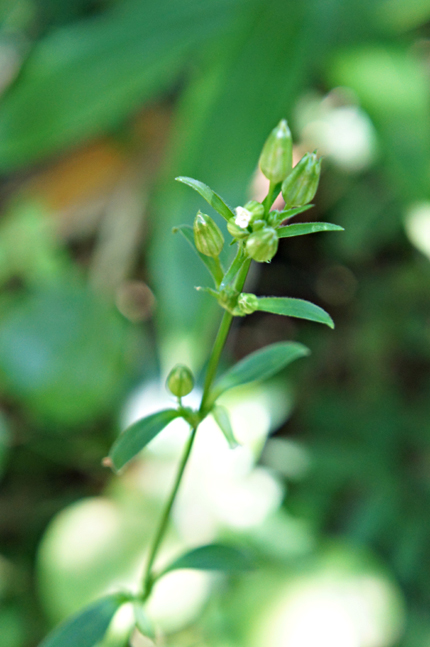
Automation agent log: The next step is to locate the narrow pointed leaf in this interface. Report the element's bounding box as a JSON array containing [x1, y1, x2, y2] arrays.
[[110, 409, 181, 471], [257, 297, 334, 328], [212, 405, 239, 448], [175, 176, 235, 221], [212, 341, 309, 400], [38, 594, 125, 647], [276, 204, 314, 221], [134, 603, 155, 640], [277, 222, 344, 238], [173, 224, 223, 286], [161, 543, 253, 575]]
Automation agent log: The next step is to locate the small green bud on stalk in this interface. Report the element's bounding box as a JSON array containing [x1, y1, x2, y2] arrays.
[[193, 211, 224, 257], [237, 293, 259, 315], [246, 227, 278, 262], [251, 219, 265, 232], [227, 219, 249, 239], [166, 364, 194, 397], [281, 152, 321, 208], [259, 119, 293, 184], [243, 200, 265, 220]]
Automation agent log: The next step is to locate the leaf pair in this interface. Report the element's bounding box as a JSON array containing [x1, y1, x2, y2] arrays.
[[38, 594, 128, 647], [109, 341, 309, 471]]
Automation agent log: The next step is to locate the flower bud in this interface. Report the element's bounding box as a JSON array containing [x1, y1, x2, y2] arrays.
[[166, 364, 194, 397], [259, 120, 293, 184], [243, 200, 265, 220], [281, 152, 321, 208], [237, 293, 259, 315], [251, 219, 265, 232], [246, 227, 278, 262], [193, 211, 224, 257], [227, 219, 249, 239]]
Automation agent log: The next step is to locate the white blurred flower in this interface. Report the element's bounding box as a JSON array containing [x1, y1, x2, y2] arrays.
[[235, 206, 252, 228]]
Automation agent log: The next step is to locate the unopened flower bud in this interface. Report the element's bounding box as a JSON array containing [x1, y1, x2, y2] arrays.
[[166, 364, 194, 397], [259, 120, 293, 184], [243, 200, 265, 220], [251, 219, 265, 232], [237, 293, 259, 315], [193, 211, 224, 257], [227, 219, 249, 239], [246, 227, 278, 262], [281, 152, 321, 208]]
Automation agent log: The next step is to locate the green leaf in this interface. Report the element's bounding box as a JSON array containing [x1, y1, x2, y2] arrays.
[[276, 204, 315, 221], [38, 594, 124, 647], [133, 603, 155, 640], [277, 222, 344, 238], [160, 543, 253, 576], [175, 176, 235, 221], [212, 405, 239, 448], [0, 0, 240, 169], [211, 341, 309, 400], [173, 224, 224, 286], [110, 409, 181, 471], [257, 297, 334, 328]]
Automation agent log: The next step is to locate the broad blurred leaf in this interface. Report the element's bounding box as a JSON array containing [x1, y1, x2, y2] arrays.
[[173, 224, 224, 286], [39, 594, 124, 647], [257, 297, 334, 328], [109, 409, 181, 471], [212, 341, 309, 400], [161, 543, 253, 575], [176, 176, 235, 221], [0, 412, 9, 479], [133, 603, 155, 640], [0, 282, 135, 426], [0, 0, 243, 169], [277, 222, 343, 238], [211, 404, 239, 448]]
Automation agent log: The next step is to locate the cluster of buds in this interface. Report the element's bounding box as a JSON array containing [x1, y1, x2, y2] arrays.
[[192, 121, 321, 266]]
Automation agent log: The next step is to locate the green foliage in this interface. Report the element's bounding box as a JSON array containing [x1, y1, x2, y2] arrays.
[[211, 342, 310, 401], [256, 297, 334, 328], [160, 543, 253, 576], [109, 409, 181, 471], [38, 594, 126, 647]]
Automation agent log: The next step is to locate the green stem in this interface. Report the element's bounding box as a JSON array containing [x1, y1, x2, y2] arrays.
[[220, 245, 244, 289], [142, 424, 198, 598], [141, 252, 253, 599]]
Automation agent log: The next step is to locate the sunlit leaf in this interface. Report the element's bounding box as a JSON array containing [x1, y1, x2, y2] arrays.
[[109, 409, 181, 471], [175, 176, 235, 221], [38, 594, 125, 647], [133, 603, 155, 640], [257, 297, 334, 328], [173, 224, 223, 286], [277, 222, 344, 238], [160, 543, 253, 575], [211, 404, 239, 448], [211, 341, 309, 400]]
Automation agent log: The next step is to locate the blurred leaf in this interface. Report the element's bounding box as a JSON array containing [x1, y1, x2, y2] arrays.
[[133, 603, 155, 640], [0, 0, 243, 169], [0, 412, 9, 479], [277, 222, 343, 238], [0, 282, 135, 426], [175, 176, 235, 221], [109, 409, 181, 471], [39, 594, 124, 647], [211, 404, 239, 448], [276, 204, 315, 221], [160, 543, 253, 575], [257, 297, 334, 328], [212, 341, 309, 400], [173, 224, 224, 286]]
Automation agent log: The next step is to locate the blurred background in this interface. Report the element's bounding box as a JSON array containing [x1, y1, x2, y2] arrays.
[[1, 0, 430, 645]]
